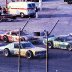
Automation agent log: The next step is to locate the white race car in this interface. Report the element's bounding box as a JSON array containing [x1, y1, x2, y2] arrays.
[[0, 41, 46, 59]]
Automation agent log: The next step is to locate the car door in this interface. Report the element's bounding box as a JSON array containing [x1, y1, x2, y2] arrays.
[[6, 32, 13, 41], [14, 43, 26, 56], [14, 43, 20, 55], [11, 32, 19, 42], [54, 37, 67, 49]]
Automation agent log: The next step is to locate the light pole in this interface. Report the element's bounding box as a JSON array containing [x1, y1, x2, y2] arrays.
[[18, 17, 30, 72], [45, 20, 59, 72], [46, 31, 48, 72], [18, 28, 21, 72]]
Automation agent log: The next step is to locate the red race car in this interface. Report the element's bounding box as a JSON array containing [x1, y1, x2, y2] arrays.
[[0, 30, 38, 43]]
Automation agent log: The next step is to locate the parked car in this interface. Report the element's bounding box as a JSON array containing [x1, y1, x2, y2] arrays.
[[0, 30, 38, 43], [43, 34, 72, 51], [0, 41, 46, 59]]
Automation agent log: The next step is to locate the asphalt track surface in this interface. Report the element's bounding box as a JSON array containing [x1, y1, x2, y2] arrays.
[[48, 49, 72, 72], [1, 0, 72, 72], [0, 54, 46, 72]]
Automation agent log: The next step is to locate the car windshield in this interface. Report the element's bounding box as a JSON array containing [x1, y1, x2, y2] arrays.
[[55, 37, 64, 42], [55, 36, 72, 42], [32, 3, 35, 8], [28, 3, 35, 8], [21, 42, 35, 48]]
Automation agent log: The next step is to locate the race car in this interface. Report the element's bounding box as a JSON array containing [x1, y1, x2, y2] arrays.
[[0, 41, 46, 59], [0, 30, 38, 43], [43, 34, 72, 51]]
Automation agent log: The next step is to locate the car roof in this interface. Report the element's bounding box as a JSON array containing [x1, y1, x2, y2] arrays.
[[56, 35, 69, 38]]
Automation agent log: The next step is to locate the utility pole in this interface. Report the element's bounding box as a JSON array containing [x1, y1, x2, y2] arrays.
[[45, 20, 59, 72], [18, 28, 21, 72], [46, 31, 48, 72], [18, 17, 30, 72]]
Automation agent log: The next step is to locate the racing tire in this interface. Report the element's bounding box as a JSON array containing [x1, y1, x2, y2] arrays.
[[48, 41, 53, 49], [3, 35, 9, 43], [26, 50, 33, 59], [3, 48, 11, 57], [20, 13, 25, 18], [20, 38, 25, 41]]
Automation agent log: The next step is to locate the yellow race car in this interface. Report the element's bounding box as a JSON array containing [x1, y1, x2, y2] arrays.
[[0, 41, 46, 59]]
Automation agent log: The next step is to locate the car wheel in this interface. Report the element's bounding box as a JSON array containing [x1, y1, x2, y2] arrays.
[[20, 13, 24, 18], [26, 50, 33, 59], [3, 48, 10, 57], [48, 41, 53, 48], [3, 35, 9, 43]]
